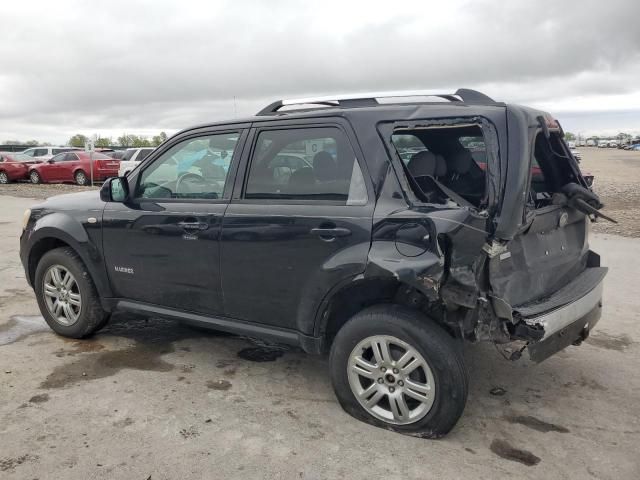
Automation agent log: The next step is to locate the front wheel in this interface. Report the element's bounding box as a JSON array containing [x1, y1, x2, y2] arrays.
[[34, 247, 109, 338], [329, 305, 468, 438], [30, 170, 41, 184], [0, 171, 9, 184]]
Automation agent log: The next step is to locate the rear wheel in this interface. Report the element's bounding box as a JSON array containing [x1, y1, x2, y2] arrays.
[[75, 170, 88, 186], [0, 171, 9, 184], [30, 170, 41, 184], [329, 305, 468, 438], [34, 247, 109, 338]]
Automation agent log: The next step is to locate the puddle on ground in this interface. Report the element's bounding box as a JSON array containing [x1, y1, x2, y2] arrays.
[[39, 315, 236, 389], [490, 439, 541, 466], [0, 316, 50, 346], [506, 415, 569, 433], [28, 393, 50, 403], [237, 346, 285, 362], [586, 331, 635, 351]]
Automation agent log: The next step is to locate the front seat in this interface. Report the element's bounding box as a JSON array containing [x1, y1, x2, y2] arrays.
[[287, 166, 315, 194], [313, 151, 336, 182]]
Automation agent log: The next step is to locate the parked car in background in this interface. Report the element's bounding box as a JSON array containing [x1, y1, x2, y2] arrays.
[[598, 142, 608, 148], [586, 139, 596, 147], [608, 140, 618, 148], [104, 150, 126, 160], [28, 151, 120, 185], [0, 151, 35, 183], [570, 147, 582, 162], [632, 144, 640, 151], [118, 148, 155, 176], [21, 146, 81, 161]]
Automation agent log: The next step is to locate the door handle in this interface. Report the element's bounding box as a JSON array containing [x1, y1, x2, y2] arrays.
[[177, 221, 209, 231], [310, 227, 352, 239]]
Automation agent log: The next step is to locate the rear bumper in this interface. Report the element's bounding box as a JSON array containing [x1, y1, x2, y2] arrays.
[[515, 265, 607, 362]]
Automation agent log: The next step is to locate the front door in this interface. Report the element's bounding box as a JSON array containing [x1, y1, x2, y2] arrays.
[[102, 129, 246, 315], [220, 123, 373, 333]]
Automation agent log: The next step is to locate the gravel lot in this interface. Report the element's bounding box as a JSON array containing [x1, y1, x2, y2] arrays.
[[0, 149, 639, 479], [581, 148, 640, 238]]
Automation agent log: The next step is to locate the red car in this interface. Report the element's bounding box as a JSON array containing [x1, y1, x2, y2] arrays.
[[0, 152, 33, 183], [28, 151, 120, 185]]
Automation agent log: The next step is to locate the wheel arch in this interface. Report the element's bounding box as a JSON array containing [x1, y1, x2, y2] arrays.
[[26, 221, 113, 305], [315, 276, 442, 352]]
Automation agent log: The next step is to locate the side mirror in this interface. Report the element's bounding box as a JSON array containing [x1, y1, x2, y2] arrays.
[[100, 177, 130, 202], [47, 159, 55, 164]]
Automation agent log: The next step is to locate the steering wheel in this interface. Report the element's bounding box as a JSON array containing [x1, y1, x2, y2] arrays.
[[175, 172, 208, 195]]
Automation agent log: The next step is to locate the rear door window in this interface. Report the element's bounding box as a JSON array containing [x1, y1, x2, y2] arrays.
[[244, 127, 367, 205]]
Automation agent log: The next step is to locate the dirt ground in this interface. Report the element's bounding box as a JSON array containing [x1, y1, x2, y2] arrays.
[[580, 148, 640, 238], [0, 149, 639, 479]]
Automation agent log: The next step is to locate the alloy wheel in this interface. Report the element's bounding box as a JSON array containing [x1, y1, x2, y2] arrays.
[[0, 172, 8, 184], [42, 265, 82, 326], [347, 335, 436, 425], [76, 171, 87, 185], [30, 171, 40, 184]]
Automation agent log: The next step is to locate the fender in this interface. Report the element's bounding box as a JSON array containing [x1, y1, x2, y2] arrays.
[[24, 211, 113, 301]]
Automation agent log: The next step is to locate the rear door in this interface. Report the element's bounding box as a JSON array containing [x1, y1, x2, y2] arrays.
[[102, 128, 247, 315], [220, 120, 374, 334]]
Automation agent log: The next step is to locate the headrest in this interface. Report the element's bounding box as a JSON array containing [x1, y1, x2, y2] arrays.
[[407, 151, 446, 178], [449, 150, 474, 174]]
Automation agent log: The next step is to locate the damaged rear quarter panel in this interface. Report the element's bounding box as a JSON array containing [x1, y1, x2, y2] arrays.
[[364, 206, 490, 307]]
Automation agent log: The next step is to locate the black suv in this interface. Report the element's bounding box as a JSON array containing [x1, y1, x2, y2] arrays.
[[20, 89, 608, 438]]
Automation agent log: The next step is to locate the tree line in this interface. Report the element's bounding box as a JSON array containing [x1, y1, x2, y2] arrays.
[[68, 132, 169, 148], [2, 132, 169, 148]]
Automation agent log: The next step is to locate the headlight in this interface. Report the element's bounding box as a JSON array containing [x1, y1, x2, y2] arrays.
[[22, 209, 31, 230]]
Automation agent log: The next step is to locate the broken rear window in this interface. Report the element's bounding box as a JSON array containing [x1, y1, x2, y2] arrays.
[[391, 125, 487, 208]]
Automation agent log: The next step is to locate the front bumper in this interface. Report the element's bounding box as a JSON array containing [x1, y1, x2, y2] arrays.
[[516, 265, 607, 362]]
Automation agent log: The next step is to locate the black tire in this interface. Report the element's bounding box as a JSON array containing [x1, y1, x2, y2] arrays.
[[329, 304, 468, 438], [34, 247, 109, 338], [75, 170, 88, 186], [0, 171, 9, 184], [30, 170, 41, 184]]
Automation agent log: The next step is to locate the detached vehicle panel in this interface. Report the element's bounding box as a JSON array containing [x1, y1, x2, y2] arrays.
[[19, 89, 608, 438]]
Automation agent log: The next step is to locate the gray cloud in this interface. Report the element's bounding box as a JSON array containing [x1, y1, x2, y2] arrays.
[[1, 0, 640, 143]]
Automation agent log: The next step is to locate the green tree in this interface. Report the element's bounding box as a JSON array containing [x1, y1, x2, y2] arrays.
[[151, 131, 168, 146], [564, 132, 576, 141], [68, 134, 89, 148], [117, 134, 133, 147], [131, 135, 152, 147], [95, 137, 112, 148], [24, 139, 39, 146]]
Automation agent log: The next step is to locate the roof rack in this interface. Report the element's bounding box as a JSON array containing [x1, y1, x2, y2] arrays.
[[256, 88, 496, 116]]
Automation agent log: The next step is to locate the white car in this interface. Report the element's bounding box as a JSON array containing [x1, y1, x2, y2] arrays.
[[118, 148, 155, 177], [570, 148, 582, 162], [21, 146, 81, 161]]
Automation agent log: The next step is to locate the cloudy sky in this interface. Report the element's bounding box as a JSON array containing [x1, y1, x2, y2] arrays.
[[1, 0, 639, 144]]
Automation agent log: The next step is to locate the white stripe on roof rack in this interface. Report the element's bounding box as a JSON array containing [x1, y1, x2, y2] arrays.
[[281, 90, 460, 105]]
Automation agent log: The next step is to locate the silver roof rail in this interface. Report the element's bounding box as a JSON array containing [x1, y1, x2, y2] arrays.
[[256, 88, 496, 115]]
